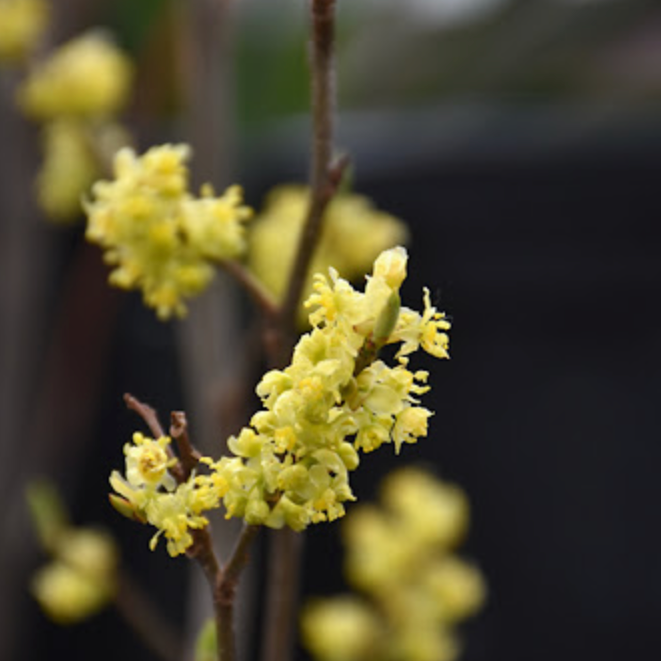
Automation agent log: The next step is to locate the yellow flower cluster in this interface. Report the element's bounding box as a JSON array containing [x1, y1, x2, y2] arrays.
[[109, 248, 450, 554], [210, 247, 448, 531], [18, 30, 133, 120], [0, 0, 48, 65], [301, 468, 486, 661], [85, 144, 253, 319], [249, 185, 409, 325], [109, 433, 225, 557], [17, 30, 134, 221]]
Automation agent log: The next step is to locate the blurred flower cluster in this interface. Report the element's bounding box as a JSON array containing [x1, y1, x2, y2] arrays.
[[14, 19, 134, 221], [0, 0, 48, 64], [27, 481, 118, 624], [301, 467, 486, 661], [249, 184, 408, 325]]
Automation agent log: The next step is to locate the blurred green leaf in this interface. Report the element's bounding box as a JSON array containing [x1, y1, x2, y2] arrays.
[[195, 618, 217, 661], [25, 479, 69, 553]]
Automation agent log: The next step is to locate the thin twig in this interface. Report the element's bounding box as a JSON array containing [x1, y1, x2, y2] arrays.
[[115, 571, 183, 661], [124, 393, 166, 438], [222, 259, 280, 319], [277, 0, 344, 356], [215, 525, 260, 661], [170, 410, 202, 481], [223, 524, 259, 588], [188, 527, 223, 594], [262, 5, 340, 661]]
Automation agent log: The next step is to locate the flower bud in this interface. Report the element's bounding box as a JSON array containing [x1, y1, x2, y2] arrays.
[[372, 290, 400, 344], [373, 246, 408, 291]]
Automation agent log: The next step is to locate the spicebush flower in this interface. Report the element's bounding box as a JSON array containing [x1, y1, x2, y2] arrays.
[[85, 144, 253, 319], [109, 248, 451, 554], [109, 433, 226, 556]]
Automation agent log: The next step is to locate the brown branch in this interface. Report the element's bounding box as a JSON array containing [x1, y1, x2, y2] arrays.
[[188, 527, 223, 593], [214, 524, 260, 661], [222, 523, 259, 589], [222, 259, 280, 319], [276, 0, 344, 357], [123, 393, 166, 439], [261, 529, 305, 661], [170, 410, 201, 481]]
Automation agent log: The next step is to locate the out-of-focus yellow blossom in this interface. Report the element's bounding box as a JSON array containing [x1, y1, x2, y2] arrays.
[[36, 119, 97, 221], [248, 184, 409, 324], [109, 248, 451, 554], [301, 597, 381, 661], [0, 0, 48, 65], [31, 528, 118, 624], [301, 468, 486, 661], [85, 144, 253, 319], [17, 30, 133, 120]]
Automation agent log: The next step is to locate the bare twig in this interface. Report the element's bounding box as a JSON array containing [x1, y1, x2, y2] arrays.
[[170, 411, 202, 481], [222, 259, 280, 319], [277, 0, 344, 354], [214, 525, 260, 661], [262, 5, 340, 661], [124, 393, 166, 439]]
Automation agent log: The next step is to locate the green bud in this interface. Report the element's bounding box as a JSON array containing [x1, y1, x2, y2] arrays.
[[373, 290, 400, 345], [108, 494, 147, 523]]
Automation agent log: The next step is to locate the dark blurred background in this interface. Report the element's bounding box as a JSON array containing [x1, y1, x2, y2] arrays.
[[2, 1, 661, 660]]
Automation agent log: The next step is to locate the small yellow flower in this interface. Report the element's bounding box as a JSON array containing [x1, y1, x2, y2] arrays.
[[124, 432, 176, 489], [372, 245, 407, 290]]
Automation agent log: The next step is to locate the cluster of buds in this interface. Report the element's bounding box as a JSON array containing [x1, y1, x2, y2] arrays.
[[109, 247, 451, 554]]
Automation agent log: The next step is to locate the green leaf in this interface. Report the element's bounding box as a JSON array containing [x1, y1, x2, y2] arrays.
[[195, 618, 217, 661], [25, 480, 69, 553]]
